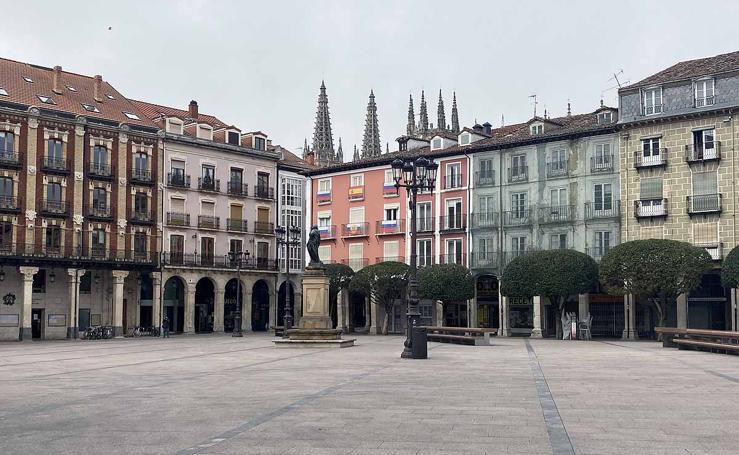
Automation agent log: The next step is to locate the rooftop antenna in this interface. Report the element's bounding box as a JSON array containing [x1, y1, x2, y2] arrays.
[[529, 94, 538, 118], [501, 114, 505, 127]]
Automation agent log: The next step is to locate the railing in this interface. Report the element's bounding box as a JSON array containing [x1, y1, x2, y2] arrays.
[[348, 185, 365, 201], [341, 257, 368, 270], [254, 185, 275, 200], [162, 252, 278, 270], [685, 143, 721, 162], [696, 242, 722, 261], [375, 256, 405, 264], [695, 96, 715, 108], [439, 214, 466, 231], [341, 222, 370, 237], [318, 225, 336, 239], [585, 201, 621, 220], [416, 217, 434, 233], [166, 212, 190, 226], [634, 199, 668, 218], [198, 177, 220, 192], [643, 104, 663, 115], [87, 203, 111, 218], [546, 161, 568, 178], [634, 150, 667, 168], [443, 174, 464, 189], [197, 215, 219, 229], [41, 199, 68, 215], [0, 196, 20, 211], [439, 254, 466, 265], [418, 256, 436, 268], [687, 194, 722, 214], [507, 166, 528, 183], [502, 210, 531, 226], [167, 173, 191, 188], [590, 156, 614, 173], [376, 219, 405, 235], [469, 252, 498, 270], [586, 246, 611, 261], [0, 151, 20, 167], [0, 243, 156, 264], [42, 156, 68, 172], [131, 210, 152, 223], [474, 171, 495, 187], [471, 212, 499, 229], [227, 181, 248, 196], [131, 169, 152, 183], [89, 163, 114, 178], [538, 205, 574, 224], [226, 218, 248, 232], [254, 221, 275, 234]]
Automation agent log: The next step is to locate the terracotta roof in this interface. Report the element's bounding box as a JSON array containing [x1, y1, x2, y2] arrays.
[[0, 57, 155, 127], [271, 145, 316, 171], [129, 99, 228, 128], [625, 50, 739, 89]]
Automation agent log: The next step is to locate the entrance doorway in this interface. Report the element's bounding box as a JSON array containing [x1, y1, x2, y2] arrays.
[[224, 278, 243, 333], [476, 275, 499, 329], [139, 273, 154, 326], [79, 309, 91, 332], [163, 277, 186, 333], [350, 291, 366, 330], [32, 309, 44, 339], [195, 278, 215, 333], [251, 280, 270, 331], [277, 281, 294, 327]]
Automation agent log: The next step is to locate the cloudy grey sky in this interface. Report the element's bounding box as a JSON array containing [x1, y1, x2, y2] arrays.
[[4, 1, 739, 157]]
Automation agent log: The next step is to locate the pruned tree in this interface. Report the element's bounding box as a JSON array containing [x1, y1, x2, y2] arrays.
[[418, 263, 475, 319], [720, 245, 739, 289], [349, 261, 408, 335], [501, 249, 598, 339], [599, 239, 712, 331]]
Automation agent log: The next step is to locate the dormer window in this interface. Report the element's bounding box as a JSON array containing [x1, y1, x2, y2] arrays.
[[66, 85, 77, 92], [530, 123, 543, 135], [106, 94, 115, 100], [695, 79, 715, 107], [22, 76, 33, 83], [0, 88, 7, 96], [597, 111, 613, 124], [37, 95, 55, 105], [123, 112, 140, 120], [431, 138, 442, 150], [254, 136, 266, 151], [642, 87, 662, 115], [227, 131, 240, 145], [459, 133, 471, 146], [166, 118, 183, 134], [197, 124, 213, 140], [82, 103, 100, 113]]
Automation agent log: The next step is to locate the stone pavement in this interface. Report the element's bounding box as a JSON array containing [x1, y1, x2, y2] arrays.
[[1, 334, 738, 455]]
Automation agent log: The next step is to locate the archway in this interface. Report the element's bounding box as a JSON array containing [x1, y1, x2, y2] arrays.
[[476, 274, 499, 329], [194, 278, 215, 333], [163, 276, 186, 333], [224, 278, 243, 333], [139, 272, 154, 327], [277, 281, 295, 327], [350, 291, 367, 331], [251, 280, 270, 331]]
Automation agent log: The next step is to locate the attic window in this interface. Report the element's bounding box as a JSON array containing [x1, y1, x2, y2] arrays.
[[597, 111, 613, 124], [66, 85, 77, 92], [254, 136, 265, 150], [106, 94, 115, 100], [37, 95, 56, 105], [431, 138, 442, 150], [227, 131, 240, 145], [0, 88, 7, 96], [123, 112, 140, 120], [530, 124, 543, 135], [23, 76, 33, 83], [459, 133, 471, 146], [82, 103, 100, 113]]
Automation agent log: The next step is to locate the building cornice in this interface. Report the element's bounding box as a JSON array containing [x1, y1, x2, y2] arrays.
[[162, 132, 280, 161]]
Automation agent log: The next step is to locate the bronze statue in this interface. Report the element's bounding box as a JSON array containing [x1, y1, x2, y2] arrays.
[[307, 225, 322, 266]]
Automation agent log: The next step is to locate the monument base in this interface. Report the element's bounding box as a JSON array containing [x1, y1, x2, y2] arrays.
[[273, 328, 355, 348]]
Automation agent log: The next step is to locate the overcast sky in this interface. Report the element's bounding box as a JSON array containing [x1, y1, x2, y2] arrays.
[[4, 1, 739, 158]]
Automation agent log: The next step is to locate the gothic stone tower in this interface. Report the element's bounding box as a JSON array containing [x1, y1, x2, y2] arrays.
[[312, 81, 341, 167], [361, 90, 382, 158]]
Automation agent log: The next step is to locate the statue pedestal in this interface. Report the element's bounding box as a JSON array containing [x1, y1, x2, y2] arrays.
[[274, 265, 355, 349]]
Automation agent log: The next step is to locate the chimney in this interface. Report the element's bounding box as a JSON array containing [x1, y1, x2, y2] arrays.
[[305, 150, 315, 166], [482, 122, 492, 136], [188, 100, 198, 119], [52, 66, 62, 94], [472, 123, 483, 132], [93, 75, 103, 102]]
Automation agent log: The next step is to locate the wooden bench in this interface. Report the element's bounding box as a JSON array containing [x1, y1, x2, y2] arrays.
[[655, 326, 739, 355], [272, 326, 285, 337], [422, 326, 495, 346]]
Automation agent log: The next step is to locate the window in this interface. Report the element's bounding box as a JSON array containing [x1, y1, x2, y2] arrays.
[[384, 169, 395, 184], [318, 212, 332, 230], [432, 138, 442, 150], [548, 148, 566, 175], [460, 133, 471, 145], [692, 171, 718, 197], [167, 119, 183, 134], [46, 226, 62, 252], [106, 94, 115, 100], [257, 172, 270, 190], [642, 87, 662, 115], [201, 165, 215, 184], [227, 131, 240, 145], [0, 177, 13, 206], [446, 163, 461, 188], [348, 243, 364, 270], [445, 199, 462, 229], [597, 111, 613, 124], [349, 206, 365, 224], [478, 159, 494, 184], [550, 233, 567, 250], [229, 239, 243, 254], [134, 152, 149, 176], [169, 235, 184, 263], [417, 202, 432, 231], [201, 201, 215, 216], [171, 159, 185, 179], [91, 229, 106, 255], [692, 129, 716, 159], [134, 232, 147, 255], [80, 272, 91, 294], [350, 174, 364, 187], [23, 76, 34, 83], [478, 238, 492, 258], [593, 183, 613, 212], [32, 270, 46, 293], [66, 85, 77, 92], [445, 239, 463, 264], [695, 79, 715, 107], [0, 221, 12, 250], [281, 177, 302, 207], [37, 95, 55, 104], [550, 188, 567, 207], [594, 143, 612, 170], [47, 139, 63, 164], [201, 237, 215, 264], [595, 231, 611, 256], [640, 177, 664, 202], [81, 103, 99, 113], [511, 154, 526, 180], [0, 88, 7, 96], [318, 178, 331, 193], [92, 145, 108, 167], [418, 239, 433, 267], [530, 124, 543, 135], [641, 137, 661, 165], [511, 236, 527, 253], [254, 137, 266, 151], [92, 187, 107, 210], [318, 245, 332, 262], [134, 192, 148, 215], [197, 125, 213, 140], [0, 131, 14, 154], [383, 241, 400, 261], [123, 112, 140, 120], [47, 182, 62, 209], [511, 192, 527, 218], [384, 206, 398, 221], [478, 195, 496, 226]]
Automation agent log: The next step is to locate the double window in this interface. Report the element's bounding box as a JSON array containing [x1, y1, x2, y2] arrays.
[[595, 231, 611, 257], [417, 202, 432, 231], [511, 192, 527, 219], [445, 239, 463, 264], [47, 139, 63, 168], [92, 145, 108, 172], [695, 79, 715, 107], [642, 87, 662, 115], [46, 182, 62, 211], [445, 199, 462, 229], [641, 137, 662, 165], [511, 154, 527, 181], [134, 152, 149, 178], [692, 129, 716, 159], [550, 233, 567, 250], [594, 143, 612, 171], [445, 163, 462, 189], [418, 239, 433, 267], [593, 183, 613, 213], [0, 177, 14, 208], [134, 192, 148, 218], [0, 131, 14, 156]]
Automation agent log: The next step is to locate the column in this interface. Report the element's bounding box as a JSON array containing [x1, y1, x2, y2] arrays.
[[578, 293, 590, 319], [19, 267, 38, 341], [242, 291, 252, 332], [531, 296, 542, 338], [294, 291, 304, 325], [676, 293, 688, 329], [499, 296, 509, 337], [368, 293, 378, 334], [364, 295, 371, 332], [214, 289, 225, 332], [336, 289, 346, 332], [732, 288, 737, 332], [151, 272, 162, 329], [469, 298, 478, 328], [67, 268, 85, 339], [268, 290, 276, 329], [622, 294, 638, 340], [111, 270, 128, 337], [184, 282, 196, 333], [435, 300, 443, 327]]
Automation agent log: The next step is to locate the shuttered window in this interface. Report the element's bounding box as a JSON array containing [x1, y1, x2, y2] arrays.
[[692, 171, 717, 195], [639, 178, 663, 199]]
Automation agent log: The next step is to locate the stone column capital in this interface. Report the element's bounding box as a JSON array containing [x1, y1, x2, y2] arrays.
[[19, 266, 39, 278], [67, 268, 86, 278], [112, 270, 129, 282]]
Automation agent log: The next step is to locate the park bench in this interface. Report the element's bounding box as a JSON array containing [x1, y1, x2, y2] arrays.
[[422, 326, 495, 346], [655, 327, 739, 355]]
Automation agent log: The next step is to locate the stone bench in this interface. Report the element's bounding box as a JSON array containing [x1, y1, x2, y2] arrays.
[[655, 326, 739, 355], [422, 326, 495, 346]]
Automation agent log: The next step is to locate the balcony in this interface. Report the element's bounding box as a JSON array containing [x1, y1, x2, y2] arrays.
[[42, 156, 69, 173], [375, 256, 405, 264], [197, 215, 219, 229], [341, 222, 370, 238], [687, 194, 722, 215], [40, 199, 68, 216], [341, 257, 368, 271], [167, 173, 190, 188], [507, 166, 528, 183], [317, 191, 332, 204], [590, 156, 614, 173], [502, 210, 531, 227], [166, 212, 190, 226], [585, 201, 621, 220], [383, 184, 398, 197], [546, 161, 568, 179], [130, 169, 153, 184], [162, 252, 278, 270], [0, 243, 157, 265], [198, 177, 220, 192], [474, 171, 495, 187], [87, 203, 111, 219], [634, 199, 668, 218], [470, 252, 498, 270], [696, 242, 722, 261], [226, 218, 248, 232], [0, 196, 21, 213], [634, 150, 667, 169], [0, 151, 21, 169], [443, 174, 464, 190], [471, 212, 499, 230], [586, 246, 612, 262], [88, 163, 114, 179], [376, 219, 405, 235], [538, 205, 574, 224], [417, 217, 434, 233], [318, 224, 336, 239], [685, 143, 721, 163], [227, 181, 248, 197], [643, 104, 663, 116], [348, 185, 365, 201], [131, 210, 152, 224], [439, 254, 466, 265], [254, 185, 275, 200], [695, 96, 715, 108], [254, 221, 275, 235], [439, 214, 466, 232]]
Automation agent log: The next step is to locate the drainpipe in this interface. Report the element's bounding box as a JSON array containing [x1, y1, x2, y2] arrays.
[[158, 133, 165, 333], [622, 132, 630, 242]]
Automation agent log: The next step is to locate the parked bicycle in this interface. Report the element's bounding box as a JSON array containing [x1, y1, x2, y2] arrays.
[[81, 325, 114, 340]]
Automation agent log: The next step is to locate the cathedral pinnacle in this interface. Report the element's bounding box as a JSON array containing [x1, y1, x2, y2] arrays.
[[361, 90, 382, 158], [407, 94, 415, 136], [437, 90, 446, 134], [451, 92, 460, 133], [312, 81, 337, 167], [419, 90, 429, 135]]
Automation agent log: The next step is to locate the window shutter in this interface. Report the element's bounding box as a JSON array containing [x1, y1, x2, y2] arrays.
[[640, 178, 663, 199], [692, 172, 717, 195]]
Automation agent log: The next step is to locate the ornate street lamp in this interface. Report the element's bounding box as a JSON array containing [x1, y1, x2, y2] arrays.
[[392, 156, 438, 358], [227, 249, 251, 337], [275, 224, 302, 337]]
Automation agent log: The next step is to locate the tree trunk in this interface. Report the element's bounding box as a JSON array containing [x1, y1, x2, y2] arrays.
[[382, 311, 389, 335], [551, 296, 565, 340]]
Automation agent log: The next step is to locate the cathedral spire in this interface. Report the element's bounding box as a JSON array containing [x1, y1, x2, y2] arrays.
[[418, 90, 429, 135], [312, 81, 335, 167], [353, 144, 360, 162], [437, 90, 446, 133], [451, 92, 460, 133], [361, 90, 382, 158], [406, 94, 416, 136], [302, 138, 309, 159], [336, 137, 343, 162]]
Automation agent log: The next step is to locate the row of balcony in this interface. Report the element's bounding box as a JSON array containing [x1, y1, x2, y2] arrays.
[[167, 174, 274, 199], [161, 253, 278, 270], [634, 143, 722, 169], [0, 154, 155, 184], [319, 217, 467, 239], [633, 194, 723, 218], [0, 243, 155, 264], [165, 212, 274, 234]]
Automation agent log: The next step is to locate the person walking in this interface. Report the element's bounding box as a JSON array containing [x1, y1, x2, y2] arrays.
[[162, 316, 170, 338]]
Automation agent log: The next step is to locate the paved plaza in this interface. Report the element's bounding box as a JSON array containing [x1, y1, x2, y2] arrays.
[[1, 334, 739, 455]]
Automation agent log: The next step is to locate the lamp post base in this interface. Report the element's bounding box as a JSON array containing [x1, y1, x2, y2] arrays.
[[401, 312, 422, 359]]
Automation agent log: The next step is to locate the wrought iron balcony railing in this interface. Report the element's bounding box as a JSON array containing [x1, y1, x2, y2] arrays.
[[254, 221, 275, 234], [471, 212, 499, 229], [227, 181, 248, 196], [0, 196, 21, 212], [318, 225, 336, 239], [586, 246, 612, 262], [198, 215, 220, 229], [439, 254, 466, 265], [538, 205, 574, 224], [198, 177, 220, 192], [375, 256, 405, 264], [585, 201, 621, 220], [226, 218, 248, 232], [167, 173, 190, 188], [131, 210, 152, 223], [507, 166, 528, 183], [590, 156, 614, 173], [41, 199, 68, 215], [545, 161, 568, 178], [443, 174, 464, 189], [131, 168, 152, 183], [87, 203, 111, 218], [162, 252, 278, 270], [687, 194, 722, 214], [166, 212, 190, 226], [0, 151, 21, 168], [42, 156, 68, 172], [375, 219, 405, 235], [89, 163, 114, 178], [439, 214, 466, 231], [416, 217, 434, 233], [0, 243, 156, 264], [685, 143, 721, 163], [469, 252, 498, 270], [254, 185, 275, 200], [341, 222, 370, 237], [474, 171, 495, 187], [502, 210, 531, 226]]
